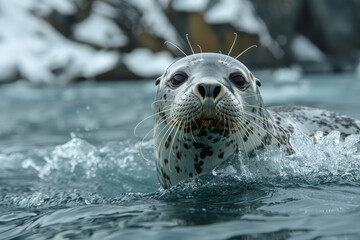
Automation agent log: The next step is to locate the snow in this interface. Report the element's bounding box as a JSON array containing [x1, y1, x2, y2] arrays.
[[93, 1, 119, 18], [291, 34, 326, 62], [172, 0, 210, 12], [0, 1, 119, 84], [123, 48, 174, 78], [73, 12, 128, 48], [17, 0, 77, 16], [129, 0, 180, 45], [205, 0, 283, 59], [40, 0, 77, 15]]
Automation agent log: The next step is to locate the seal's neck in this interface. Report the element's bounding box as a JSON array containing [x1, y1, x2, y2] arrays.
[[154, 107, 293, 189]]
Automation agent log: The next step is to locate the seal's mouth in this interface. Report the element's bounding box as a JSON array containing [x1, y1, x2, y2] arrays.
[[196, 118, 219, 126], [193, 116, 227, 129]]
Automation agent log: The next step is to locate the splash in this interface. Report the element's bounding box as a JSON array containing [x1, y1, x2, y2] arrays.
[[21, 130, 360, 199], [21, 138, 159, 194], [159, 130, 360, 196], [210, 130, 360, 186]]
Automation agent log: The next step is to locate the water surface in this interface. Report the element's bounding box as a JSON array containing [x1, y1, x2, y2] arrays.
[[1, 74, 360, 239]]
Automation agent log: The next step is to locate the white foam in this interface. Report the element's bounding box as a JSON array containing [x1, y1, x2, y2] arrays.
[[21, 138, 158, 192], [213, 130, 360, 185]]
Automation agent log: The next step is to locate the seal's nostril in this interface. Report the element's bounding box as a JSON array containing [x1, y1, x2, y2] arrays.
[[213, 85, 221, 99], [198, 84, 206, 99], [197, 83, 222, 100]]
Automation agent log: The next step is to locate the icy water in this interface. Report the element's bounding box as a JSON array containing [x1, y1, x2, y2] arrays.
[[1, 74, 360, 240]]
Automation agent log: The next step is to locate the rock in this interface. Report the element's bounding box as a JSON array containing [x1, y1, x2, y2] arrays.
[[1, 0, 359, 84]]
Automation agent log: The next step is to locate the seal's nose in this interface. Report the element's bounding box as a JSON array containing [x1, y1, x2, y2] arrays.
[[195, 83, 224, 101]]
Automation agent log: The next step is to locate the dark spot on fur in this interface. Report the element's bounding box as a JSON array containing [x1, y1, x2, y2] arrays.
[[194, 161, 204, 174], [175, 166, 180, 173], [193, 142, 206, 149], [218, 152, 224, 159], [212, 137, 221, 143], [198, 128, 208, 137], [200, 147, 213, 159]]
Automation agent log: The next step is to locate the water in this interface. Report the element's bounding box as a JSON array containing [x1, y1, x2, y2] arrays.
[[1, 74, 360, 240]]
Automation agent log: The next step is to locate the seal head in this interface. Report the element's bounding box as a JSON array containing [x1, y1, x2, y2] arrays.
[[153, 53, 292, 188]]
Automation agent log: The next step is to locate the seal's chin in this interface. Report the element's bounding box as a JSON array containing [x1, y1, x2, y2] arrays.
[[197, 118, 219, 126], [194, 116, 225, 129]]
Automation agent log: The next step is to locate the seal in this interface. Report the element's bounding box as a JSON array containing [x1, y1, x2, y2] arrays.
[[153, 52, 360, 189]]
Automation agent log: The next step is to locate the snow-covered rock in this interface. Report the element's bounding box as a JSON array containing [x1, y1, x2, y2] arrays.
[[129, 0, 180, 45], [73, 8, 128, 48], [172, 0, 210, 12], [123, 48, 174, 78], [291, 34, 326, 62], [205, 0, 283, 59], [0, 0, 119, 84]]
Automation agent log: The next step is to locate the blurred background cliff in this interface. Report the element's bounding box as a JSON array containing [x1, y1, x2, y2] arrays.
[[0, 0, 359, 84]]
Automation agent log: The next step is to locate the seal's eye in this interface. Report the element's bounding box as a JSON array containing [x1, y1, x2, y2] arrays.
[[230, 73, 247, 89], [170, 72, 188, 87]]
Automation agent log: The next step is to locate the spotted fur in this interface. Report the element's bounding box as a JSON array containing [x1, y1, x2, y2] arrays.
[[153, 53, 360, 189]]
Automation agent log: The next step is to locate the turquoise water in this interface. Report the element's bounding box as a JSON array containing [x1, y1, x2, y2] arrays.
[[1, 74, 360, 240]]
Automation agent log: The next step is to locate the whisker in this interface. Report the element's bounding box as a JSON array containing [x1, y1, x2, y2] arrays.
[[241, 104, 288, 136], [222, 113, 227, 137], [168, 120, 182, 172], [153, 112, 175, 148], [157, 115, 177, 151], [244, 107, 287, 135], [242, 94, 263, 99], [224, 32, 238, 63], [183, 117, 192, 152], [151, 99, 175, 108], [232, 120, 250, 164], [238, 117, 268, 151], [134, 108, 173, 137], [165, 41, 189, 60], [197, 45, 203, 60], [159, 118, 178, 168], [236, 120, 260, 162], [189, 117, 197, 143], [230, 45, 257, 64], [139, 125, 156, 161], [178, 121, 183, 156], [239, 113, 283, 147], [139, 110, 177, 161], [241, 109, 289, 143], [186, 34, 196, 59], [215, 113, 223, 128], [219, 50, 224, 62], [192, 113, 199, 129]]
